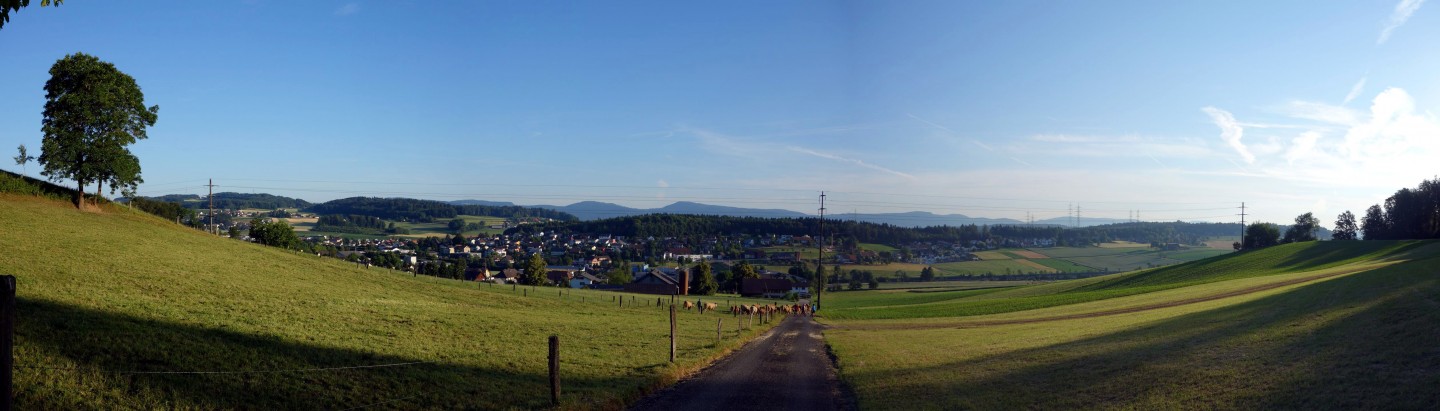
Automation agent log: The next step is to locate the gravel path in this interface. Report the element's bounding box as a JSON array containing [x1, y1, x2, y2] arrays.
[[629, 314, 852, 411]]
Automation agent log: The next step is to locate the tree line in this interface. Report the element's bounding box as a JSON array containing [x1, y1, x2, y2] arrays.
[[1352, 177, 1440, 240], [140, 192, 313, 210], [305, 196, 577, 223], [512, 213, 1248, 246]]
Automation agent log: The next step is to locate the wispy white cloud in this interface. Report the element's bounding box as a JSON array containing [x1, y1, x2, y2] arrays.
[[1343, 77, 1368, 104], [1202, 107, 1255, 164], [1025, 134, 1214, 159], [786, 146, 917, 180], [1280, 101, 1362, 126], [657, 179, 669, 188], [335, 3, 360, 16], [1378, 0, 1425, 44], [908, 113, 995, 152]]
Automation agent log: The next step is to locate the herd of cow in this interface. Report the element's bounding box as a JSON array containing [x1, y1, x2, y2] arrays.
[[677, 300, 813, 317]]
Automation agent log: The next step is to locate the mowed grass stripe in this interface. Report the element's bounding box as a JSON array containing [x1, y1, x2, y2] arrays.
[[820, 241, 1433, 320], [825, 253, 1440, 410]]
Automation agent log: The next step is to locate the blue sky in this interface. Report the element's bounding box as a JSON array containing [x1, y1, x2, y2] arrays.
[[2, 1, 1437, 225]]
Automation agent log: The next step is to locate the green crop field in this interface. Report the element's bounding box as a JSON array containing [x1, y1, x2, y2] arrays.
[[858, 243, 897, 253], [0, 194, 781, 410], [392, 215, 507, 237], [931, 260, 1053, 276], [822, 241, 1440, 409]]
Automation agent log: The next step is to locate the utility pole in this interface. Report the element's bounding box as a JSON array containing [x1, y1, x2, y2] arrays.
[[1238, 202, 1247, 248], [207, 178, 216, 235], [816, 191, 826, 312], [1076, 205, 1082, 228]]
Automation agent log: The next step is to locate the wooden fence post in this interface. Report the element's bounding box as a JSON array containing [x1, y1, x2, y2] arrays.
[[2, 275, 14, 411], [716, 318, 722, 344], [669, 304, 677, 363], [548, 335, 560, 406]]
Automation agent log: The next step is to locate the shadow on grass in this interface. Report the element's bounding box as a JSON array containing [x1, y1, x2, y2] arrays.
[[14, 298, 636, 410], [1080, 240, 1434, 292], [841, 256, 1440, 409]]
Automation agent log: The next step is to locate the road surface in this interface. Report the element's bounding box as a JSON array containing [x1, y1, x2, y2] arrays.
[[629, 314, 853, 411]]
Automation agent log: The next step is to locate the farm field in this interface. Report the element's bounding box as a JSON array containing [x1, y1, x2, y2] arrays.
[[858, 243, 897, 253], [0, 194, 781, 410], [391, 214, 507, 237], [822, 241, 1440, 410]]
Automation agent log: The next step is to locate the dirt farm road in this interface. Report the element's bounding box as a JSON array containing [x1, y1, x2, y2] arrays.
[[629, 314, 853, 411]]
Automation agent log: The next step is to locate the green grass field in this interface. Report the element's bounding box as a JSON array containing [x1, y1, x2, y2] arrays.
[[0, 194, 781, 410], [823, 241, 1440, 409], [858, 243, 897, 253], [392, 214, 507, 237], [820, 242, 1429, 321]]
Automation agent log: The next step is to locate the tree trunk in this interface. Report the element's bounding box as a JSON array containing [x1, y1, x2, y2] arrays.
[[95, 181, 103, 207], [74, 179, 85, 208]]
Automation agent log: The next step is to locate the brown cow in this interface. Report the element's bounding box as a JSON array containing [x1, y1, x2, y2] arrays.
[[683, 301, 695, 310], [703, 302, 718, 313]]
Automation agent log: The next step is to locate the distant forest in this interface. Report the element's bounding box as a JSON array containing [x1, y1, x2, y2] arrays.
[[141, 192, 312, 210], [304, 197, 577, 222], [509, 213, 1249, 246]]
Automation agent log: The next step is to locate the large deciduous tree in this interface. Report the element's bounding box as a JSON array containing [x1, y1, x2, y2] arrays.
[[249, 218, 300, 250], [1332, 210, 1358, 240], [1242, 223, 1281, 250], [1361, 204, 1389, 240], [38, 52, 158, 208], [1282, 212, 1320, 243]]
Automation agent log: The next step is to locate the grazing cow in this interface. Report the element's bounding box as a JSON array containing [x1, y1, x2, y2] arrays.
[[703, 302, 718, 313], [683, 301, 695, 310]]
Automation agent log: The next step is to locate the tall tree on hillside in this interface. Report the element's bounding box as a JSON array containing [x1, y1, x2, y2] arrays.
[[1333, 211, 1358, 240], [920, 266, 935, 282], [522, 253, 547, 286], [1361, 204, 1388, 240], [13, 144, 33, 175], [0, 0, 60, 29], [38, 52, 159, 208], [1282, 212, 1320, 243], [690, 260, 717, 295], [1242, 223, 1281, 250]]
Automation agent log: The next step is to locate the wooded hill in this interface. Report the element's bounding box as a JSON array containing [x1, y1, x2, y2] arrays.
[[509, 213, 1256, 246], [139, 192, 313, 210], [305, 196, 578, 223]]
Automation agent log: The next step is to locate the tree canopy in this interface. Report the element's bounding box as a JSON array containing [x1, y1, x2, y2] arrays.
[[1242, 223, 1281, 250], [690, 260, 717, 295], [249, 218, 300, 250], [0, 0, 60, 29], [521, 253, 547, 286], [38, 52, 158, 208], [1281, 212, 1319, 243], [1357, 177, 1440, 240], [1332, 211, 1358, 241]]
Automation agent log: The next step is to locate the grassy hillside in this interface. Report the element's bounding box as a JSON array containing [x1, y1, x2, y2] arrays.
[[821, 241, 1428, 320], [824, 247, 1440, 409], [0, 194, 779, 410]]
